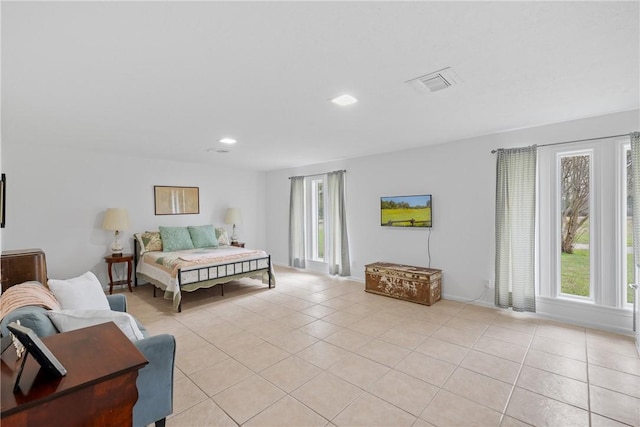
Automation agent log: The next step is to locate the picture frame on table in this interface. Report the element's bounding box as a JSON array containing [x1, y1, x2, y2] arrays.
[[7, 322, 67, 383]]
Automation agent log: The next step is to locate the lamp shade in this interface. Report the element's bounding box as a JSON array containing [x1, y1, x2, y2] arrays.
[[224, 208, 242, 225], [102, 208, 130, 231]]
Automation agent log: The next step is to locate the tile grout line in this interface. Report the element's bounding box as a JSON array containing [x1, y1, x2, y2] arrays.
[[495, 314, 537, 427], [132, 273, 638, 426], [585, 328, 593, 427], [364, 322, 447, 425], [326, 307, 461, 425], [232, 308, 384, 426], [313, 325, 411, 424], [405, 315, 485, 425]]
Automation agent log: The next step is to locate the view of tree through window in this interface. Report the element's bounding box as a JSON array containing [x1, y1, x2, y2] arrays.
[[316, 181, 324, 260], [310, 179, 324, 261], [560, 153, 591, 297], [626, 148, 635, 304]]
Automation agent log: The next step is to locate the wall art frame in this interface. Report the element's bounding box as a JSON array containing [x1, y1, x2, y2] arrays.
[[154, 185, 199, 215], [1, 174, 5, 228]]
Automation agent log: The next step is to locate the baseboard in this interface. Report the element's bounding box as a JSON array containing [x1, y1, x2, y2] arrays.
[[535, 296, 634, 336], [441, 292, 495, 308]]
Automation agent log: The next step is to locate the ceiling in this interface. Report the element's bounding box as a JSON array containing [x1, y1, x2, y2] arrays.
[[2, 1, 639, 171]]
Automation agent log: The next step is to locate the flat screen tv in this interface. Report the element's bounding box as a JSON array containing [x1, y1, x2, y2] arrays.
[[381, 194, 432, 228]]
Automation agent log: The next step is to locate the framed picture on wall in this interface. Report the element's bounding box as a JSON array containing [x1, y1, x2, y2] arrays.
[[1, 174, 5, 228], [154, 185, 199, 215]]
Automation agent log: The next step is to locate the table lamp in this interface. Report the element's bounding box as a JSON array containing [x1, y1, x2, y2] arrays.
[[224, 208, 242, 243], [102, 208, 130, 256]]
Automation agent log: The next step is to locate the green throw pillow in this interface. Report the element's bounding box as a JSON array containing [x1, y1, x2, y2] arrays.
[[159, 226, 194, 252], [188, 225, 218, 248], [135, 231, 163, 254]]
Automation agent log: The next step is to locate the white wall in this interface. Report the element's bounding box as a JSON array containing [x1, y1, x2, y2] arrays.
[[1, 144, 266, 287], [2, 109, 638, 334], [265, 109, 640, 334]]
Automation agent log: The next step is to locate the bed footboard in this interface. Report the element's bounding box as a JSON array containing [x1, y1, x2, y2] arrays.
[[176, 255, 273, 312]]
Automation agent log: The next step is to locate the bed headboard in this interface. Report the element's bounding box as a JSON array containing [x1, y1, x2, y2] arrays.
[[0, 249, 48, 292]]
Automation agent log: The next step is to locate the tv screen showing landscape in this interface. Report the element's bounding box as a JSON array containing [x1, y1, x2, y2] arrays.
[[381, 194, 432, 228]]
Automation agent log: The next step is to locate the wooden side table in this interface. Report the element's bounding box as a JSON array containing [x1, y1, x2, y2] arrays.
[[104, 254, 133, 294], [230, 242, 245, 248]]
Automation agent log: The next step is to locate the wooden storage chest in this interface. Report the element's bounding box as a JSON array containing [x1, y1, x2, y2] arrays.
[[365, 262, 442, 305]]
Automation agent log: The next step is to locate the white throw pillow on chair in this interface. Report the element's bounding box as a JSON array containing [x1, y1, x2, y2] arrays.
[[47, 309, 144, 341], [48, 271, 110, 310]]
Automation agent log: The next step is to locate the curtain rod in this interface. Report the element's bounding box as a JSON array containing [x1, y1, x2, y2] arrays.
[[288, 169, 347, 179], [490, 132, 632, 154]]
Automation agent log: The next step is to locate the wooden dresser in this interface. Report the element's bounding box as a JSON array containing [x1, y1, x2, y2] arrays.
[[1, 322, 148, 426], [1, 249, 48, 292], [365, 262, 442, 305]]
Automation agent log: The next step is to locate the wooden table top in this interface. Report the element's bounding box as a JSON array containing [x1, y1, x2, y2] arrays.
[[1, 322, 148, 417]]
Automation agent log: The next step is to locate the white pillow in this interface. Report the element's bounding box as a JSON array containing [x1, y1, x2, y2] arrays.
[[48, 272, 110, 310], [47, 309, 144, 341]]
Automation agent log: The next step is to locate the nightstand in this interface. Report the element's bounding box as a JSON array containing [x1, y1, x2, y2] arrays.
[[230, 242, 245, 248], [104, 254, 134, 294]]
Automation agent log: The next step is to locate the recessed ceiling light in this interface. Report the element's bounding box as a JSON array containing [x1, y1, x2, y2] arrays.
[[219, 138, 237, 144], [331, 94, 358, 106]]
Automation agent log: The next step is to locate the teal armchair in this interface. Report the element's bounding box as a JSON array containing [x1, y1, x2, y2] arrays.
[[1, 293, 176, 427]]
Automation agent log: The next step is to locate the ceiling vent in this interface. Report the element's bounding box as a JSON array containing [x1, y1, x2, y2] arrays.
[[406, 67, 461, 93], [206, 148, 230, 154]]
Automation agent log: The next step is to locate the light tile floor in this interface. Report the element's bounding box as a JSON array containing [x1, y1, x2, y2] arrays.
[[124, 266, 640, 427]]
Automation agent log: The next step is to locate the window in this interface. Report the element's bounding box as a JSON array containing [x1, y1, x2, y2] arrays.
[[558, 152, 592, 298], [540, 137, 632, 309], [310, 178, 325, 261], [622, 144, 635, 305], [304, 175, 326, 264], [294, 171, 350, 275]]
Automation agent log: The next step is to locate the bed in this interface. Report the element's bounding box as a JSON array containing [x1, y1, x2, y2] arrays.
[[134, 228, 275, 312]]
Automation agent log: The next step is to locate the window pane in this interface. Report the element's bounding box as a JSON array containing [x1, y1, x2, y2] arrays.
[[317, 181, 324, 260], [560, 154, 591, 297], [626, 148, 635, 304], [310, 179, 324, 261]]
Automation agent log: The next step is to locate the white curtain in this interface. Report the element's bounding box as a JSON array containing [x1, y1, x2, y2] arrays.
[[630, 132, 640, 335], [326, 171, 351, 276], [288, 177, 306, 268], [631, 132, 640, 271], [495, 146, 537, 312]]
